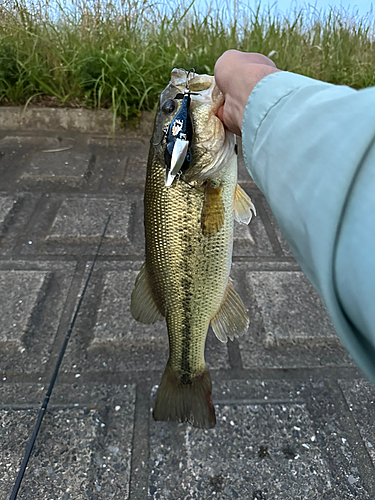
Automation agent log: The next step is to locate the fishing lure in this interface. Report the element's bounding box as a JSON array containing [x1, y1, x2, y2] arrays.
[[164, 69, 198, 186]]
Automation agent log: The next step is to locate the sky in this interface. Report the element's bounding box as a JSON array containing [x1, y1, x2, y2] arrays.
[[195, 0, 375, 22], [22, 0, 375, 24], [267, 0, 374, 19]]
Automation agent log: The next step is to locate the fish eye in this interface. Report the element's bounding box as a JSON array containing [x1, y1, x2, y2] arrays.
[[162, 99, 176, 114]]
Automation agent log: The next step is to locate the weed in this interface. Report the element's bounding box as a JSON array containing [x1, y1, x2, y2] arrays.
[[0, 0, 374, 122]]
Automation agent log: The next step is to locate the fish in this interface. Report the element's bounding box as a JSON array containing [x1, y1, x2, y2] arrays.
[[130, 68, 256, 428]]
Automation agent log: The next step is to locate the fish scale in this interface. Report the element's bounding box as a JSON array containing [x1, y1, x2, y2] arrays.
[[145, 156, 235, 376], [131, 69, 255, 428]]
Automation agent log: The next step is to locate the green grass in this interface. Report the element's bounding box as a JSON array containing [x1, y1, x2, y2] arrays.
[[0, 0, 374, 123]]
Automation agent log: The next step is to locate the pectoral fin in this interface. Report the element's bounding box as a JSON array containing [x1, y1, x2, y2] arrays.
[[211, 280, 249, 342], [201, 183, 225, 236], [234, 184, 256, 225], [130, 263, 164, 324]]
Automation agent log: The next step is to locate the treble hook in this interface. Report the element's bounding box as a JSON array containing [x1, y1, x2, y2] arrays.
[[185, 68, 196, 90], [175, 69, 200, 100]]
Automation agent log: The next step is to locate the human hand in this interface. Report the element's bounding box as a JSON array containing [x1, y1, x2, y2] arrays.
[[214, 50, 280, 136]]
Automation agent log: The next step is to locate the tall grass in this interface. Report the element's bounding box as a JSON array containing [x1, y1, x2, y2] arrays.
[[0, 0, 374, 122]]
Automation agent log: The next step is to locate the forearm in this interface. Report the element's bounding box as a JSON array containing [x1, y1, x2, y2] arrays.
[[241, 71, 375, 380]]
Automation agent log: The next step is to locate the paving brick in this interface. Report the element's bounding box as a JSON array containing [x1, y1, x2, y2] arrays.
[[20, 150, 93, 186], [0, 196, 15, 230], [0, 262, 76, 373], [0, 150, 27, 190], [89, 140, 148, 192], [121, 146, 149, 186], [214, 380, 372, 497], [90, 269, 168, 362], [47, 197, 131, 242], [236, 138, 257, 187], [0, 135, 60, 148], [230, 264, 353, 370], [149, 379, 370, 499], [1, 127, 373, 500], [62, 265, 230, 373], [233, 217, 274, 257], [339, 379, 375, 467], [18, 194, 144, 256], [88, 137, 145, 148], [150, 405, 331, 500], [0, 193, 41, 255], [0, 383, 135, 499], [90, 142, 148, 186], [0, 270, 49, 345], [261, 199, 294, 257], [248, 271, 336, 341]]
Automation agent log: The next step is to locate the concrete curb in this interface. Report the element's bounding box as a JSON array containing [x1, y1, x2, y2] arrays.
[[0, 106, 154, 137]]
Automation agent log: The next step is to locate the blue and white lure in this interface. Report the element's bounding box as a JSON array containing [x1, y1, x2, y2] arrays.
[[164, 70, 199, 186]]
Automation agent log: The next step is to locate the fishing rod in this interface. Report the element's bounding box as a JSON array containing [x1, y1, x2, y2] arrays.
[[9, 214, 112, 500]]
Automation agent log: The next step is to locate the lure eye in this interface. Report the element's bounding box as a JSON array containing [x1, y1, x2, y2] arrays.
[[162, 99, 176, 114]]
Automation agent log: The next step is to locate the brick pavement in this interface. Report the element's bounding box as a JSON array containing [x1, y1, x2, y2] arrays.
[[0, 124, 374, 499]]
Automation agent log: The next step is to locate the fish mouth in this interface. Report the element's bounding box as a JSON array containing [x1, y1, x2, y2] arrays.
[[162, 69, 235, 183], [190, 81, 224, 111], [168, 69, 223, 109]]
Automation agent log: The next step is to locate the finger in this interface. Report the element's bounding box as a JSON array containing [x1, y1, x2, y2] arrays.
[[242, 52, 277, 68], [216, 104, 224, 122], [215, 50, 276, 75]]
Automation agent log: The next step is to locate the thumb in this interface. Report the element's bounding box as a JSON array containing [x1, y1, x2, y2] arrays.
[[216, 104, 224, 122]]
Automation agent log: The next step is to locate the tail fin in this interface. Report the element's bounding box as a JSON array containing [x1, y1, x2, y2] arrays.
[[153, 364, 216, 429]]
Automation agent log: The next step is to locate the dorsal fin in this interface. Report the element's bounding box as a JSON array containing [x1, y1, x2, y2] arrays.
[[130, 263, 164, 324], [210, 280, 249, 342], [234, 184, 256, 225]]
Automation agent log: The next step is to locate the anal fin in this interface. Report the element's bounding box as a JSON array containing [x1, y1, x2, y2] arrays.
[[201, 182, 225, 236], [130, 263, 164, 324], [234, 184, 256, 225], [211, 280, 249, 342]]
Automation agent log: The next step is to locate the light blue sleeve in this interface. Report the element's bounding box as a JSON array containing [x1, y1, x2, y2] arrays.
[[241, 71, 375, 382]]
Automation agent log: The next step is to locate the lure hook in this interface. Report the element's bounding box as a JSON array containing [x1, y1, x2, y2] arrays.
[[185, 68, 196, 90]]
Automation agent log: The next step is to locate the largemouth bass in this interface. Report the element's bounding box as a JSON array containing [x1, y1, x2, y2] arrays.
[[131, 69, 256, 428]]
